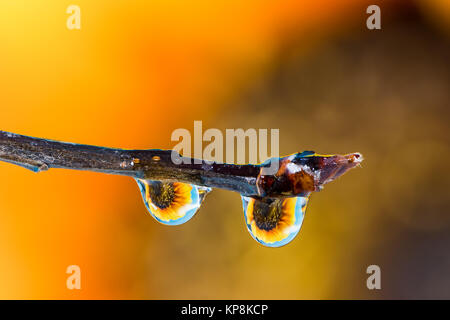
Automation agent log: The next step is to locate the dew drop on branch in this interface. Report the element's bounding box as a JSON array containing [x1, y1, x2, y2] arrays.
[[242, 195, 309, 247], [136, 179, 211, 225]]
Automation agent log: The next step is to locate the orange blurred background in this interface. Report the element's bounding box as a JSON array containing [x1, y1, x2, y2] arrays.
[[0, 0, 449, 299]]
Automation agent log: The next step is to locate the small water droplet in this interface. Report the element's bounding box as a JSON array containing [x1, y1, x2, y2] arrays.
[[136, 179, 211, 225], [242, 195, 309, 247]]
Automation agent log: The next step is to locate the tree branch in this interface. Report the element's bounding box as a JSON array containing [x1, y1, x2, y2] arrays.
[[0, 130, 362, 198]]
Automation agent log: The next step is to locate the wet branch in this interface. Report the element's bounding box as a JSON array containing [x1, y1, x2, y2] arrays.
[[0, 130, 362, 198], [0, 130, 260, 195]]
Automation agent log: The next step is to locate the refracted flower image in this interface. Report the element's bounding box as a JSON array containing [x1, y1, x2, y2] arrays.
[[136, 179, 211, 225], [242, 196, 309, 247]]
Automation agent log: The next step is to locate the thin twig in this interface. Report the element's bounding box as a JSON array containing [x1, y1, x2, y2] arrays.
[[0, 130, 362, 198]]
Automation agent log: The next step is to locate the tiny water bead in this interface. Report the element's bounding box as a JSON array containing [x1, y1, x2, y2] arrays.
[[242, 195, 309, 247], [136, 179, 211, 225]]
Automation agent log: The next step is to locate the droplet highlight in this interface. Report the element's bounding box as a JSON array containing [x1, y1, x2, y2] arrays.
[[136, 179, 211, 225], [242, 195, 309, 247]]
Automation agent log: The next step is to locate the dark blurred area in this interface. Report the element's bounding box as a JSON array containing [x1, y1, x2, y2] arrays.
[[126, 1, 450, 299]]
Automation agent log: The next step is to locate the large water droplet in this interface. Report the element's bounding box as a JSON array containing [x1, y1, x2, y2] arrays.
[[136, 179, 211, 225], [242, 195, 309, 247]]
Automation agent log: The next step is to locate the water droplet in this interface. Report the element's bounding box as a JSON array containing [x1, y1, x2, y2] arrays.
[[136, 179, 211, 225], [242, 195, 309, 247]]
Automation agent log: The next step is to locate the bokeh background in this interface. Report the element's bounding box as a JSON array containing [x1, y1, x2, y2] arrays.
[[0, 0, 449, 299]]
